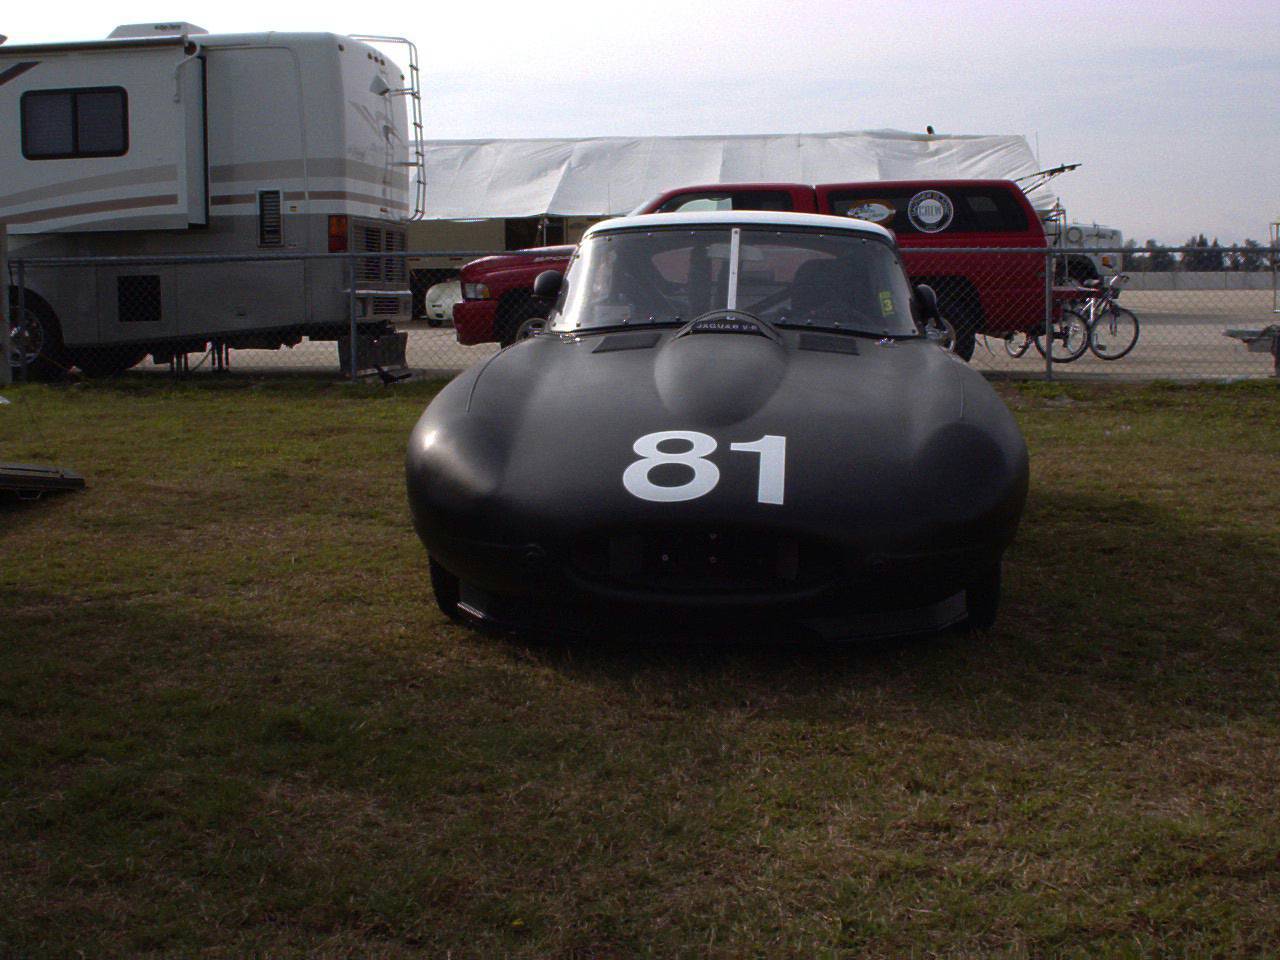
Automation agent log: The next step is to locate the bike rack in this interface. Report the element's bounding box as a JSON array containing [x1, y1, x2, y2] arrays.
[[1224, 325, 1280, 377]]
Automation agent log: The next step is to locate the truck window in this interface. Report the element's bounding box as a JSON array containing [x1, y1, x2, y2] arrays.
[[505, 217, 566, 250], [655, 190, 795, 214], [826, 186, 1029, 235], [21, 87, 128, 160]]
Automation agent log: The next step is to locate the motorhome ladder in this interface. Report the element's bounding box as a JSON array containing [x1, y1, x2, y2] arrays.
[[352, 35, 427, 222]]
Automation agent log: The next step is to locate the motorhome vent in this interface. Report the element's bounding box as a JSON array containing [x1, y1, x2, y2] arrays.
[[257, 190, 283, 247], [108, 22, 209, 39], [354, 225, 408, 283], [118, 275, 162, 324], [384, 229, 407, 283], [358, 225, 381, 253], [356, 225, 382, 282]]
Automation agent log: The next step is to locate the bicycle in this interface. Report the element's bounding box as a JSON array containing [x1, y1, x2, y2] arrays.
[[1002, 274, 1139, 363], [1076, 273, 1140, 360], [1002, 295, 1089, 363]]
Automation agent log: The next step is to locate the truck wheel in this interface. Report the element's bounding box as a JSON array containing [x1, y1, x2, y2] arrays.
[[429, 556, 462, 621], [6, 287, 70, 381], [927, 279, 981, 363], [925, 316, 956, 352], [73, 347, 148, 378], [495, 297, 540, 347], [515, 317, 547, 340]]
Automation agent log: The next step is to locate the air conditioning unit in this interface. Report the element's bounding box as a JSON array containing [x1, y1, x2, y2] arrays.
[[107, 22, 208, 39]]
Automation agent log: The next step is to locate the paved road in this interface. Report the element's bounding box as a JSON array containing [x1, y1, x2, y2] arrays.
[[136, 290, 1279, 381], [972, 290, 1277, 380]]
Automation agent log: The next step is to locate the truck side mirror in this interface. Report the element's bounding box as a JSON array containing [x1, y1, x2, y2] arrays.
[[532, 270, 563, 300], [914, 283, 939, 321]]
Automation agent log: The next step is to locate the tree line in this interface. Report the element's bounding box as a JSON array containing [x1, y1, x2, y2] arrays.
[[1123, 235, 1274, 272]]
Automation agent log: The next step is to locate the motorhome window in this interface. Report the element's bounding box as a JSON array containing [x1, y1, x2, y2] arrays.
[[21, 87, 128, 160]]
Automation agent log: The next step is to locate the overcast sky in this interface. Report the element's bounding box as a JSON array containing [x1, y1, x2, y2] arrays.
[[5, 0, 1277, 243]]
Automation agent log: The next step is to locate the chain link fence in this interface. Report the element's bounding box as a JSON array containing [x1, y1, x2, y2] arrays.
[[5, 245, 1279, 383], [907, 245, 1279, 380]]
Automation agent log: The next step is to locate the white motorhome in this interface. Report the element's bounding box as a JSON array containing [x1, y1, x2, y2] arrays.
[[1042, 217, 1124, 282], [0, 23, 422, 377]]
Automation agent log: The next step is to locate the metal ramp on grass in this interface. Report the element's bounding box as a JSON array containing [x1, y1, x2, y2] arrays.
[[0, 462, 86, 497], [0, 395, 86, 497], [338, 329, 412, 383]]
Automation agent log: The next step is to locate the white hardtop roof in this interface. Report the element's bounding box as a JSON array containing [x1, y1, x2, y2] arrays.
[[0, 30, 382, 55], [586, 210, 895, 241], [419, 130, 1056, 219]]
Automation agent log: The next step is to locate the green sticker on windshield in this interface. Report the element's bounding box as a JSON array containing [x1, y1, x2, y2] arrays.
[[879, 290, 895, 316]]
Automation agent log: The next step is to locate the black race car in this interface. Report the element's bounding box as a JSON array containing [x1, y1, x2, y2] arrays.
[[407, 211, 1028, 639]]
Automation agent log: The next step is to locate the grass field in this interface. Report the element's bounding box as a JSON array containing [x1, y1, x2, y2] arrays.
[[2, 376, 1279, 958]]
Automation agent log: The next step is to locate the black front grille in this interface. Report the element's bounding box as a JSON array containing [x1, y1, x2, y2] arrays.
[[573, 528, 837, 593]]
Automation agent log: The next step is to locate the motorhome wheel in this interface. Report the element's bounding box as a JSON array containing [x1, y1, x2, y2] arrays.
[[6, 288, 69, 381]]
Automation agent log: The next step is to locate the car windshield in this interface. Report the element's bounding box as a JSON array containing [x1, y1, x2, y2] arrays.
[[547, 226, 921, 337]]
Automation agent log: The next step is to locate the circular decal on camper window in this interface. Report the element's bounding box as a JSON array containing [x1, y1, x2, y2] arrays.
[[844, 199, 896, 225], [907, 190, 954, 233]]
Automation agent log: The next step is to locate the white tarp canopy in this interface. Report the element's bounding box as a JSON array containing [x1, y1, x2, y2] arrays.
[[419, 129, 1055, 220]]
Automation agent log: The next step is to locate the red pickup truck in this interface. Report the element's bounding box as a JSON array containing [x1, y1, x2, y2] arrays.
[[453, 179, 1047, 359]]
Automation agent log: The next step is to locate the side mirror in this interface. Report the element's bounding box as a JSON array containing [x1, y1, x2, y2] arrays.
[[914, 283, 939, 321], [532, 270, 564, 300]]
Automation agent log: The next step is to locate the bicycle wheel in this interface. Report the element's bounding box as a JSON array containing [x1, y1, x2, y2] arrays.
[[1033, 308, 1089, 363], [1004, 330, 1031, 358], [1089, 305, 1139, 360]]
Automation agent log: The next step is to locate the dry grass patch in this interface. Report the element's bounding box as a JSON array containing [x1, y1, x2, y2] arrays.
[[1, 375, 1278, 957]]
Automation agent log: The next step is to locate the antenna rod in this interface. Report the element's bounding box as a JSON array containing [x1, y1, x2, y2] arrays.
[[1014, 162, 1081, 184]]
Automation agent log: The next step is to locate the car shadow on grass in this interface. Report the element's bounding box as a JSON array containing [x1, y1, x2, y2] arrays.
[[0, 486, 86, 524], [485, 487, 1279, 740]]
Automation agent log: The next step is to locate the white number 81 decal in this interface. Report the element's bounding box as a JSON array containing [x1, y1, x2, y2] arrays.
[[622, 430, 786, 504]]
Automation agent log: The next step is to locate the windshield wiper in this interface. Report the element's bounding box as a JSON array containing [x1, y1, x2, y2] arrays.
[[555, 319, 686, 336], [773, 322, 921, 339]]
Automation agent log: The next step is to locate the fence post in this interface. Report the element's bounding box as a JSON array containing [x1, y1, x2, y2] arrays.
[[1043, 248, 1054, 381], [16, 259, 27, 383], [0, 223, 10, 388], [347, 256, 359, 380], [1271, 220, 1279, 314]]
